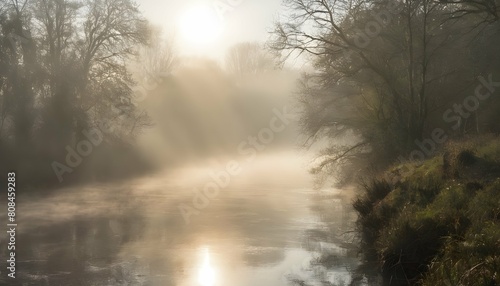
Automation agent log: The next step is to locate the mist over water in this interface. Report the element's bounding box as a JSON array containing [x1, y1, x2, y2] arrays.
[[2, 0, 499, 284], [137, 61, 302, 167], [1, 151, 363, 285], [0, 1, 368, 285], [0, 52, 364, 285]]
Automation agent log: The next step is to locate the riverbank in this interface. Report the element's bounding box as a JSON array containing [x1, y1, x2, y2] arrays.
[[353, 136, 500, 285], [0, 139, 154, 194]]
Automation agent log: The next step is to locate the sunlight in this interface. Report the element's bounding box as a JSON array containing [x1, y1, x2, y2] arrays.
[[198, 248, 216, 286], [178, 4, 222, 46]]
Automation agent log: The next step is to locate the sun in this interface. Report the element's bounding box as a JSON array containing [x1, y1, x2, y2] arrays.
[[178, 5, 222, 46]]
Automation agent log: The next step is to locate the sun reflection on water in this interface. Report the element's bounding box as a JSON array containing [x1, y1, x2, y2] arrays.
[[198, 248, 216, 286]]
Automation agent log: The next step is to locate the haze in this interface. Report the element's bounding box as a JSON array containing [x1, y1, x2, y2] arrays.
[[1, 0, 499, 285]]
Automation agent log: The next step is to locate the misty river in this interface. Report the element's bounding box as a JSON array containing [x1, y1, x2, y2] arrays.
[[0, 151, 370, 286]]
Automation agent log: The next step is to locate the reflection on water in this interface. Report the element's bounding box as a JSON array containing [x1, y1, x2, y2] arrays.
[[0, 152, 376, 286], [198, 248, 216, 286], [285, 189, 366, 286]]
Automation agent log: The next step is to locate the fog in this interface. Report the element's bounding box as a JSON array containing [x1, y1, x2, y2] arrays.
[[0, 1, 361, 285], [136, 59, 302, 167], [2, 0, 500, 285]]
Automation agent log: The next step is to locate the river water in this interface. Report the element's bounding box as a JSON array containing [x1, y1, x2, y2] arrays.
[[1, 151, 372, 286]]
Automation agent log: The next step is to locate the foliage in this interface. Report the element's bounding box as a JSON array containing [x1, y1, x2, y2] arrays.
[[270, 0, 500, 184], [0, 0, 152, 186], [353, 138, 500, 285]]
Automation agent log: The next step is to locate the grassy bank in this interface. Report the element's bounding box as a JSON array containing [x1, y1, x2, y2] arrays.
[[354, 136, 500, 285]]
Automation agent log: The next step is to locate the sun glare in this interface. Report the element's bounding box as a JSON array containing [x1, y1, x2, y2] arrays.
[[179, 5, 222, 46], [198, 248, 216, 286]]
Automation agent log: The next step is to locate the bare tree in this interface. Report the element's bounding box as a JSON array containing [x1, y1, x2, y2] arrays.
[[225, 42, 275, 77], [270, 0, 479, 183], [438, 0, 500, 22], [135, 27, 176, 81]]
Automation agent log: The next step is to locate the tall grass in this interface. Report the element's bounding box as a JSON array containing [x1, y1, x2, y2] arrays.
[[353, 137, 500, 285]]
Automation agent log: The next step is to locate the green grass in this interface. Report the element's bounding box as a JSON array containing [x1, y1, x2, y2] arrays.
[[354, 136, 500, 285]]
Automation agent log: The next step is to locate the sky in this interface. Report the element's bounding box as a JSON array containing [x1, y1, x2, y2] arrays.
[[138, 0, 283, 63]]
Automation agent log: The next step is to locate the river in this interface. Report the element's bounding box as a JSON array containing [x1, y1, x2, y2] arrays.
[[1, 151, 372, 286]]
